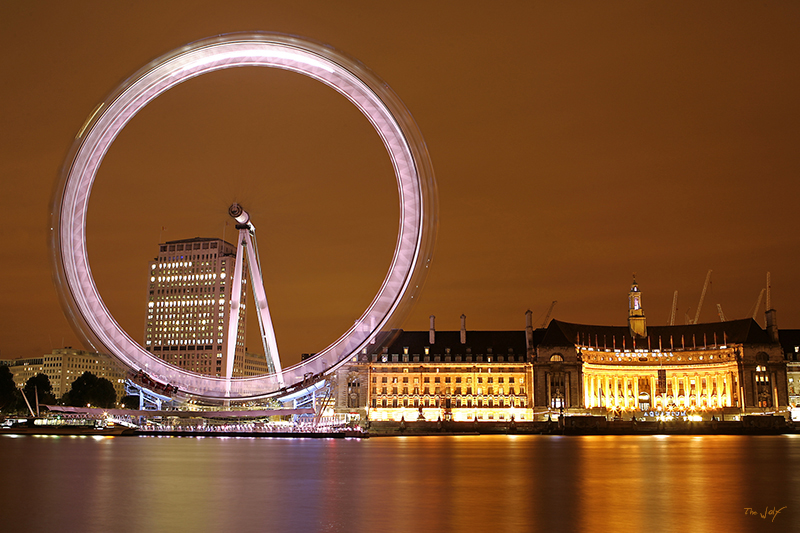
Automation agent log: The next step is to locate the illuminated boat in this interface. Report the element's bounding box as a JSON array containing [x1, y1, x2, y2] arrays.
[[0, 417, 135, 436]]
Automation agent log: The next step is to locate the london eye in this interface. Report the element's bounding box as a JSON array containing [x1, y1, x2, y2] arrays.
[[51, 33, 437, 401]]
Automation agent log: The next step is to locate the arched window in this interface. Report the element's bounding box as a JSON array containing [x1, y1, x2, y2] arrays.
[[550, 354, 564, 362], [754, 353, 772, 408]]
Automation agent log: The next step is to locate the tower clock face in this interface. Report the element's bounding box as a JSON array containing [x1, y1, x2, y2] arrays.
[[52, 33, 437, 400]]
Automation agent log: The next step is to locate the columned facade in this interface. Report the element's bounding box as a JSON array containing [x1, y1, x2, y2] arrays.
[[533, 282, 789, 420], [331, 286, 791, 421]]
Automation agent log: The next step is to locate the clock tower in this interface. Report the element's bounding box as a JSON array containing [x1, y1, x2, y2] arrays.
[[628, 276, 647, 338]]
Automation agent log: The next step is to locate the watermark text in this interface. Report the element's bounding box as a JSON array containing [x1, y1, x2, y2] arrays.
[[744, 506, 786, 523]]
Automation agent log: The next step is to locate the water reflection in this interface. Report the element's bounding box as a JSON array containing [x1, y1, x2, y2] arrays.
[[1, 435, 798, 532]]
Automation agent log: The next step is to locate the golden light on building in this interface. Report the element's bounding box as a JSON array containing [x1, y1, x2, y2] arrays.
[[534, 278, 788, 420], [330, 280, 791, 423]]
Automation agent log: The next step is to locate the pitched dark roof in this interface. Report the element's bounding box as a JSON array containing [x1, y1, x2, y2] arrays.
[[370, 330, 527, 356], [540, 318, 773, 350], [165, 237, 233, 246], [531, 327, 548, 347]]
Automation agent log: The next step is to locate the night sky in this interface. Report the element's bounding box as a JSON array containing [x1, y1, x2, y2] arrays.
[[2, 2, 799, 368]]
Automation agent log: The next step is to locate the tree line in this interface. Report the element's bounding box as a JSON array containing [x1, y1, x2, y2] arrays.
[[0, 366, 124, 414]]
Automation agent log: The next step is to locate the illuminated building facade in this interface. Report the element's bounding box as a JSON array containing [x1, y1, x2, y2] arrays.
[[241, 351, 274, 376], [2, 359, 41, 390], [2, 348, 127, 401], [331, 281, 792, 423], [335, 317, 534, 422], [143, 237, 253, 377], [533, 280, 790, 419], [780, 330, 800, 418]]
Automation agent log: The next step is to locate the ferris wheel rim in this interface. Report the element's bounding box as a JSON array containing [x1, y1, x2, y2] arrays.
[[50, 32, 437, 400]]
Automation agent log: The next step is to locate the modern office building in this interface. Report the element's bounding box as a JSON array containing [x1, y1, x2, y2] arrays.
[[143, 237, 273, 377], [144, 237, 245, 377]]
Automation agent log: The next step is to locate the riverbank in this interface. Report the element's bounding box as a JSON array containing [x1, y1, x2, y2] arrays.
[[3, 415, 794, 438], [367, 415, 795, 436], [132, 428, 366, 438]]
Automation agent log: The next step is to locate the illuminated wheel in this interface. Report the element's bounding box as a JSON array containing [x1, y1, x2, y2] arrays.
[[51, 33, 437, 400]]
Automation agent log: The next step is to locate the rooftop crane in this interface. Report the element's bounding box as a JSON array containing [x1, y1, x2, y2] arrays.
[[541, 301, 557, 328], [669, 291, 678, 326], [752, 288, 765, 320], [716, 304, 726, 322], [693, 270, 712, 324]]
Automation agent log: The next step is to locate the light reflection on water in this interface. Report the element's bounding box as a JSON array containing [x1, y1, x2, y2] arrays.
[[1, 434, 798, 533]]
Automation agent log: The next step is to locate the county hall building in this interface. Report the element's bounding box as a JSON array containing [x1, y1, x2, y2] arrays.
[[334, 280, 790, 422]]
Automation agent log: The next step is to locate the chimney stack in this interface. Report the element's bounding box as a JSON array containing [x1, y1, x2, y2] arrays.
[[429, 315, 436, 345], [460, 314, 467, 344], [766, 272, 772, 311], [766, 309, 779, 343], [525, 309, 533, 352], [765, 272, 779, 342]]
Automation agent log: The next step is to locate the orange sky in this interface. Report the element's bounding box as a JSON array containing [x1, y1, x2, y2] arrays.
[[1, 2, 799, 367]]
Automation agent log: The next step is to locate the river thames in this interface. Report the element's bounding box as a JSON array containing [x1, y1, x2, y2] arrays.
[[1, 434, 798, 532]]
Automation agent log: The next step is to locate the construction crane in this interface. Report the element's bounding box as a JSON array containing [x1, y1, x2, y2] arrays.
[[716, 304, 726, 322], [669, 291, 678, 326], [751, 289, 765, 320], [693, 270, 712, 324], [541, 301, 557, 328]]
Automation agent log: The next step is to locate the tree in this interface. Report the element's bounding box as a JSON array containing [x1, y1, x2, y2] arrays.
[[120, 395, 140, 410], [0, 365, 21, 413], [23, 373, 57, 408], [64, 372, 117, 408]]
